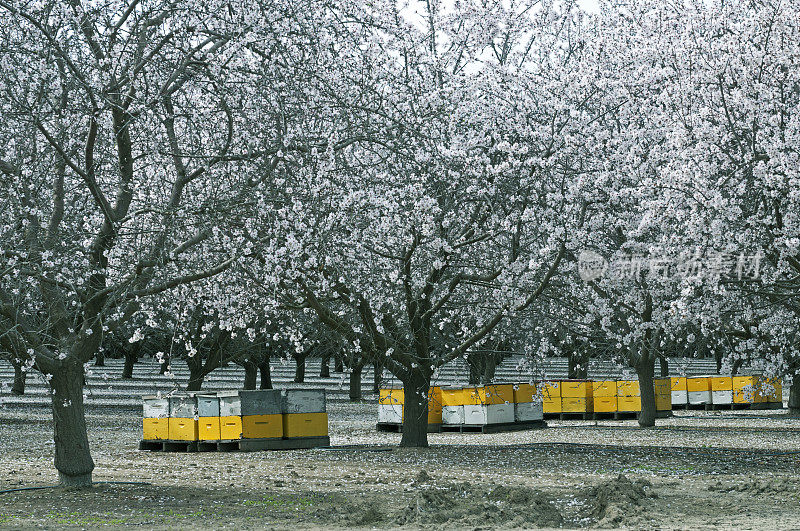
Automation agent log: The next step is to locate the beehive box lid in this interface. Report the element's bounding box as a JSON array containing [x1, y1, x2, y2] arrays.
[[282, 389, 326, 414]]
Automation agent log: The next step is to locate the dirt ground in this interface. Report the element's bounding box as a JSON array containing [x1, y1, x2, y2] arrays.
[[1, 403, 799, 530]]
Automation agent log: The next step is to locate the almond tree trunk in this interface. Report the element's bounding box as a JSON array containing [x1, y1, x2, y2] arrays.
[[372, 360, 382, 394], [294, 354, 306, 383], [320, 353, 330, 377], [50, 360, 94, 486], [789, 372, 800, 415], [243, 360, 257, 390], [11, 359, 26, 395], [186, 355, 205, 392], [121, 350, 136, 379], [259, 360, 272, 389], [349, 361, 364, 401], [400, 369, 430, 447], [637, 355, 656, 428]]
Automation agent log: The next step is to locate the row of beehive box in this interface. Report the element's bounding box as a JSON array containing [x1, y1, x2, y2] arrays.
[[378, 375, 782, 425], [378, 385, 544, 426], [379, 379, 671, 423], [142, 389, 328, 442], [542, 379, 672, 414], [669, 375, 782, 406]]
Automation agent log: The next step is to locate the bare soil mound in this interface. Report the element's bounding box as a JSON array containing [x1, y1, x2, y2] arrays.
[[584, 474, 656, 527]]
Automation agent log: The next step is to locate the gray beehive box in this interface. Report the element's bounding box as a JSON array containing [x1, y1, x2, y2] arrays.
[[218, 391, 241, 417], [281, 389, 326, 414], [196, 393, 220, 417], [240, 390, 282, 416], [169, 394, 197, 418], [142, 396, 169, 419]]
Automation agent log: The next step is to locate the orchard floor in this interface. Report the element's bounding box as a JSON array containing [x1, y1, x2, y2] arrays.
[[1, 403, 800, 530]]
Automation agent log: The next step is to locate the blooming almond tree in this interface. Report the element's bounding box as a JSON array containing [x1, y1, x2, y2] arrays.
[[246, 0, 600, 446], [0, 0, 337, 484]]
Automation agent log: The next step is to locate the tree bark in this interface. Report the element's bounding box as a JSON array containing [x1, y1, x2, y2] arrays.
[[159, 357, 169, 375], [468, 356, 482, 385], [259, 360, 272, 389], [50, 361, 94, 486], [334, 355, 344, 372], [186, 356, 205, 392], [372, 361, 383, 394], [659, 356, 669, 377], [11, 359, 26, 395], [243, 360, 257, 390], [636, 355, 657, 428], [320, 353, 330, 378], [349, 362, 364, 401], [121, 351, 136, 379], [399, 370, 430, 447], [789, 372, 800, 415], [294, 355, 306, 383], [484, 355, 498, 383], [94, 350, 105, 367], [568, 351, 579, 379]]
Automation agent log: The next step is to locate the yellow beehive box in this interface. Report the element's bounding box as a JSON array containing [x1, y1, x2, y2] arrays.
[[654, 378, 671, 410], [441, 387, 467, 406], [543, 395, 560, 413], [592, 380, 617, 398], [617, 395, 641, 412], [427, 387, 443, 424], [617, 380, 640, 397], [378, 388, 404, 405], [593, 396, 618, 413], [671, 377, 687, 391], [756, 378, 782, 403], [168, 418, 199, 441], [143, 418, 169, 440], [542, 381, 560, 398], [242, 414, 283, 439], [198, 417, 221, 441], [687, 377, 711, 392], [465, 384, 514, 405], [513, 383, 539, 403], [710, 376, 733, 391], [733, 376, 756, 403], [655, 395, 672, 410], [220, 416, 243, 440], [561, 397, 592, 413], [283, 412, 328, 438], [560, 380, 593, 399]]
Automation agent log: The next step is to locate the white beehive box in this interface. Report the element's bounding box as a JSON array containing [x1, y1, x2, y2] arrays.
[[688, 390, 711, 405], [711, 390, 733, 405], [169, 395, 197, 418], [442, 405, 465, 425], [240, 390, 282, 416], [196, 393, 220, 417], [671, 390, 688, 405], [281, 389, 326, 414], [514, 401, 544, 422], [378, 404, 403, 424], [218, 391, 242, 417], [142, 396, 169, 418], [463, 403, 514, 425]]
